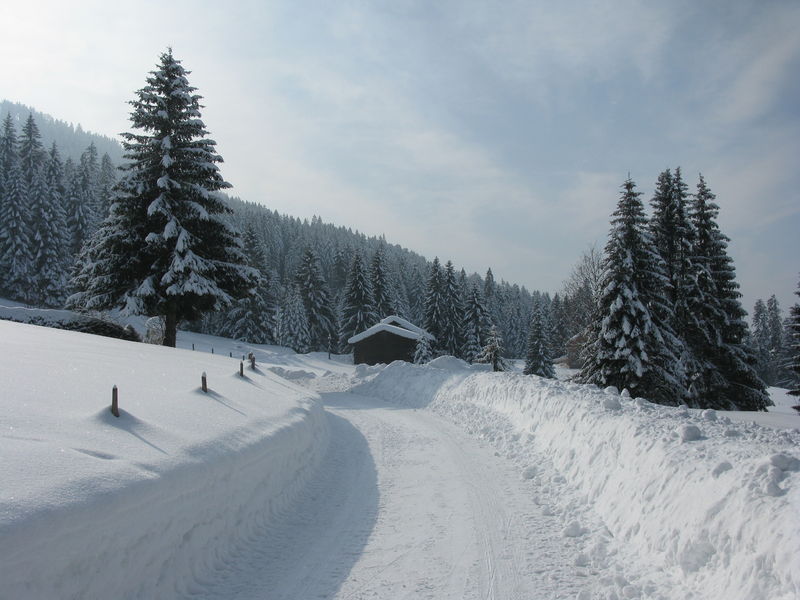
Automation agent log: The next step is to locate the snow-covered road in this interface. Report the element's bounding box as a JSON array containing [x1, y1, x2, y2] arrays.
[[189, 391, 583, 599]]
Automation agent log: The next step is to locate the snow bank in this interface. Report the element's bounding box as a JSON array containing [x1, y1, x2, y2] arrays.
[[0, 320, 329, 599], [426, 355, 472, 371], [354, 362, 800, 600]]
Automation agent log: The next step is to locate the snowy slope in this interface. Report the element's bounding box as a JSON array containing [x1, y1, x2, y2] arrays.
[[0, 320, 329, 599], [354, 361, 800, 600]]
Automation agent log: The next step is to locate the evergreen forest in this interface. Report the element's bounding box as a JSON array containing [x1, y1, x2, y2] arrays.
[[1, 51, 798, 410]]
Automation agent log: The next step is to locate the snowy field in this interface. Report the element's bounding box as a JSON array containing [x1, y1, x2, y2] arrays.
[[0, 319, 331, 599], [1, 314, 798, 599]]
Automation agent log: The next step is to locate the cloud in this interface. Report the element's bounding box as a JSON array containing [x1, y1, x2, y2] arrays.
[[714, 3, 800, 125], [450, 0, 677, 98]]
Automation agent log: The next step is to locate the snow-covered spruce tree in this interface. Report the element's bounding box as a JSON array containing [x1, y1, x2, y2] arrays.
[[17, 138, 65, 306], [28, 165, 62, 306], [687, 174, 770, 410], [440, 260, 464, 357], [524, 301, 555, 378], [476, 325, 508, 372], [749, 296, 787, 386], [67, 49, 254, 347], [462, 283, 491, 363], [414, 333, 433, 365], [484, 267, 496, 309], [0, 116, 29, 301], [328, 246, 350, 293], [18, 115, 46, 188], [390, 269, 411, 320], [224, 225, 276, 344], [787, 277, 800, 398], [423, 257, 445, 354], [62, 157, 92, 258], [765, 295, 789, 384], [339, 251, 377, 350], [648, 167, 696, 395], [0, 157, 34, 302], [750, 298, 774, 384], [294, 247, 338, 351], [580, 178, 683, 405], [276, 285, 311, 354], [404, 264, 426, 324], [0, 114, 16, 191], [96, 152, 117, 222], [501, 287, 529, 358], [44, 144, 71, 269], [77, 142, 99, 229], [370, 245, 396, 319]]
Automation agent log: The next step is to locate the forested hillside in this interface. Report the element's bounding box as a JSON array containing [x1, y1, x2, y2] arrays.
[[0, 105, 543, 357], [0, 101, 124, 164]]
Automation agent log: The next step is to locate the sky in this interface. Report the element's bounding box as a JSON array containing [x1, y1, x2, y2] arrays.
[[1, 0, 798, 313]]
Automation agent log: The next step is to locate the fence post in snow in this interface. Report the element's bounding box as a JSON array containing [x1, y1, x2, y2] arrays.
[[211, 347, 214, 354], [249, 352, 255, 370], [201, 372, 208, 393], [111, 385, 119, 417], [239, 362, 244, 377], [192, 343, 195, 351]]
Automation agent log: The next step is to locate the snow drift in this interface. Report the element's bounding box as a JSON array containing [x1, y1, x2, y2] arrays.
[[0, 320, 329, 599], [354, 361, 800, 600]]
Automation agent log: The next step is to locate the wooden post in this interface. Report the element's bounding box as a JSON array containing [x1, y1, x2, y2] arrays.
[[229, 351, 232, 357], [211, 347, 214, 354], [192, 343, 195, 351], [201, 372, 207, 393], [239, 361, 244, 377], [111, 385, 119, 417], [249, 352, 255, 370]]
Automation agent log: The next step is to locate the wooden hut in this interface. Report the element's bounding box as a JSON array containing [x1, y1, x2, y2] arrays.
[[348, 316, 434, 365]]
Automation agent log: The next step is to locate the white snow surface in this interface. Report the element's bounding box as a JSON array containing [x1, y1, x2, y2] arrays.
[[353, 362, 800, 600], [2, 316, 799, 600], [0, 320, 329, 599]]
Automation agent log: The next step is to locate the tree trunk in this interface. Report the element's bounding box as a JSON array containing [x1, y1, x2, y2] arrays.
[[163, 304, 178, 347]]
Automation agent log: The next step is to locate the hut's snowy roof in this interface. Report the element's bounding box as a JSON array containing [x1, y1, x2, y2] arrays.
[[347, 316, 434, 345]]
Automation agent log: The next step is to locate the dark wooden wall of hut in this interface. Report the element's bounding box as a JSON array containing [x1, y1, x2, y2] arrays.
[[353, 330, 417, 365]]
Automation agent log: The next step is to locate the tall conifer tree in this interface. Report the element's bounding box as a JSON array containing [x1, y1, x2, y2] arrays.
[[581, 178, 682, 404], [751, 299, 773, 383], [68, 49, 254, 346], [462, 284, 491, 363], [787, 277, 800, 398], [0, 116, 34, 302], [524, 301, 555, 378], [688, 175, 770, 410], [440, 260, 464, 357], [0, 161, 32, 302], [294, 247, 338, 351], [276, 286, 311, 353], [224, 225, 276, 344], [370, 245, 396, 319], [339, 251, 377, 350], [423, 257, 445, 354], [96, 153, 117, 221]]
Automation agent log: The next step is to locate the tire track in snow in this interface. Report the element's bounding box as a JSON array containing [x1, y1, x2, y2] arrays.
[[186, 390, 587, 599]]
